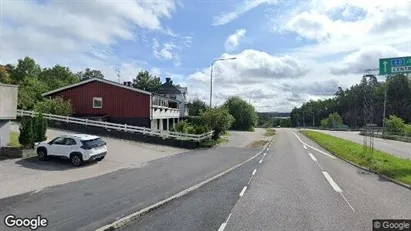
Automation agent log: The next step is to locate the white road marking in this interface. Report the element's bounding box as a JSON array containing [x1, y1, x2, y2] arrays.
[[303, 145, 307, 150], [95, 140, 272, 231], [252, 169, 257, 175], [316, 162, 324, 171], [308, 153, 317, 162], [267, 148, 269, 151], [263, 152, 266, 156], [340, 192, 355, 212], [247, 176, 254, 185], [293, 132, 336, 159], [239, 186, 247, 197], [218, 223, 227, 231], [322, 171, 342, 192], [259, 159, 263, 164]]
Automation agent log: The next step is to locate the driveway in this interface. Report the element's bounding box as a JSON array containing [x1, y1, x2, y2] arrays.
[[0, 124, 187, 199], [222, 128, 271, 148]]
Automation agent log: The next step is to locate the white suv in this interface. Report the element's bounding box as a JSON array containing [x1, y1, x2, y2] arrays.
[[35, 134, 107, 167]]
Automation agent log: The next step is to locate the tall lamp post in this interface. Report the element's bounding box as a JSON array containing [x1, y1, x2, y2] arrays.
[[210, 57, 237, 108]]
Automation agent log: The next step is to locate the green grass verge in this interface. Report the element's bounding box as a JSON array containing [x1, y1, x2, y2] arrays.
[[301, 130, 411, 186], [246, 140, 269, 148], [8, 131, 21, 147], [265, 128, 276, 136]]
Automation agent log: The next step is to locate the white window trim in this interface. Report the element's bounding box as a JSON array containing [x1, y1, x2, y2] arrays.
[[93, 97, 103, 109]]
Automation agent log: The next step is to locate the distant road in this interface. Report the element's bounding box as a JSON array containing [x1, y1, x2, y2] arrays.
[[306, 129, 411, 159]]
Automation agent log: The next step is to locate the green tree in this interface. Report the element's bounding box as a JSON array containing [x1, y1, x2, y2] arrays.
[[34, 97, 73, 116], [39, 65, 79, 90], [320, 112, 344, 128], [385, 115, 406, 134], [18, 77, 48, 110], [132, 71, 162, 92], [187, 99, 208, 116], [19, 116, 34, 149], [200, 106, 234, 140], [10, 57, 41, 83], [224, 96, 258, 131], [0, 65, 12, 83], [33, 113, 47, 142], [76, 68, 104, 80]]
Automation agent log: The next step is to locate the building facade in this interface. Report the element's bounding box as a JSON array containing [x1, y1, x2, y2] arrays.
[[0, 83, 18, 148], [155, 78, 189, 118], [42, 78, 181, 131]]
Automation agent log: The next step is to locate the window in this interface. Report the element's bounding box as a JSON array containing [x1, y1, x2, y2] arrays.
[[51, 137, 66, 145], [64, 138, 77, 146], [93, 97, 103, 108]]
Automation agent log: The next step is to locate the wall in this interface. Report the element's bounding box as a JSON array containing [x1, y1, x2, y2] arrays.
[[0, 121, 10, 148], [0, 84, 18, 120], [50, 81, 151, 118]]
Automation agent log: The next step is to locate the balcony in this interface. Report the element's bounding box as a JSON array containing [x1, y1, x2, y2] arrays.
[[152, 105, 180, 119]]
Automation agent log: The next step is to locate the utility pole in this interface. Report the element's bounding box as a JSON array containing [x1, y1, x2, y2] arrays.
[[209, 57, 237, 108], [312, 112, 315, 127], [382, 88, 387, 135], [303, 111, 305, 127]]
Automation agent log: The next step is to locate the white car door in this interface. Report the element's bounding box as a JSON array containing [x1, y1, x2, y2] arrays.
[[63, 138, 78, 156], [48, 137, 67, 156]]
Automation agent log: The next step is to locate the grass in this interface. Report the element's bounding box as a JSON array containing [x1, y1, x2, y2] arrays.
[[246, 140, 269, 148], [217, 137, 229, 144], [8, 131, 21, 147], [301, 130, 411, 186], [265, 128, 276, 136]]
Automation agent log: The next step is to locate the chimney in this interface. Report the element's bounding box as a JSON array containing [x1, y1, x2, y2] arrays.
[[166, 77, 171, 84], [123, 81, 127, 86], [170, 80, 173, 85], [127, 81, 132, 86]]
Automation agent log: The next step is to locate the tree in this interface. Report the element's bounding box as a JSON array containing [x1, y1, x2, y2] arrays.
[[33, 113, 47, 142], [0, 65, 12, 83], [18, 77, 48, 110], [132, 71, 162, 92], [187, 99, 208, 116], [200, 106, 235, 140], [224, 96, 258, 131], [320, 112, 344, 128], [10, 57, 41, 83], [19, 116, 34, 149], [34, 97, 73, 116], [39, 65, 79, 91], [76, 68, 104, 80]]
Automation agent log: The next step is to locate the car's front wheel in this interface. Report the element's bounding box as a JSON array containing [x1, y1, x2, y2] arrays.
[[70, 154, 83, 167], [37, 148, 48, 161]]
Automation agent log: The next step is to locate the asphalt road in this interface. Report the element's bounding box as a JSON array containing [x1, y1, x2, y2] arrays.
[[0, 146, 262, 231], [308, 129, 411, 159], [226, 129, 411, 231]]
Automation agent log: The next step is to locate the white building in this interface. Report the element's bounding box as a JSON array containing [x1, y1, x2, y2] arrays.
[[154, 77, 189, 119], [0, 83, 18, 148]]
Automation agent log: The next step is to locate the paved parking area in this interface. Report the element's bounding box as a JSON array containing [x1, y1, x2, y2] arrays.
[[0, 124, 187, 199]]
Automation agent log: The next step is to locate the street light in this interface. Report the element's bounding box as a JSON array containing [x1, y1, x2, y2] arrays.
[[210, 57, 237, 107]]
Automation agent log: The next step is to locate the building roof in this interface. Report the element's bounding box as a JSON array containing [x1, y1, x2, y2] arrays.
[[42, 78, 152, 97], [154, 77, 182, 95]]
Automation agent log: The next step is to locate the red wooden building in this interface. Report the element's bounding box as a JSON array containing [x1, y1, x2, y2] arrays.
[[42, 78, 181, 129]]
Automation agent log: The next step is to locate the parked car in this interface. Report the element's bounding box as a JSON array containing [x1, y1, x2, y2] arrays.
[[35, 134, 107, 167]]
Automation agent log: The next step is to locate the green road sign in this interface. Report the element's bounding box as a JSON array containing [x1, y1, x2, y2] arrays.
[[379, 56, 411, 75]]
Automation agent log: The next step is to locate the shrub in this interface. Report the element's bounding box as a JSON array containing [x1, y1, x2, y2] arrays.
[[200, 106, 234, 140], [19, 116, 34, 149], [321, 112, 344, 128], [34, 97, 73, 116], [385, 115, 406, 134], [199, 138, 217, 148], [33, 112, 47, 142]]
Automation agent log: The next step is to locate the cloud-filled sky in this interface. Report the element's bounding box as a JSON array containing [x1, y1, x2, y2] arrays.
[[1, 0, 411, 112]]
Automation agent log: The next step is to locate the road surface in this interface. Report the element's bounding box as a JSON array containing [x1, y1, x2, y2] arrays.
[[307, 129, 411, 159], [118, 129, 411, 231]]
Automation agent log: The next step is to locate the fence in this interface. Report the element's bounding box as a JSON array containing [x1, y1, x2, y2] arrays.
[[17, 110, 213, 142]]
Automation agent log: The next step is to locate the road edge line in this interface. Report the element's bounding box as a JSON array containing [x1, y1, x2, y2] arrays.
[[297, 130, 411, 191], [95, 136, 275, 231]]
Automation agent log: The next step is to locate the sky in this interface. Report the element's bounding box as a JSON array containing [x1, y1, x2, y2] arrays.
[[1, 0, 411, 112]]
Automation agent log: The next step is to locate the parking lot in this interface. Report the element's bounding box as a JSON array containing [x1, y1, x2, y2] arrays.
[[0, 124, 187, 199]]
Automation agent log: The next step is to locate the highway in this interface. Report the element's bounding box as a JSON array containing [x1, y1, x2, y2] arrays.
[[309, 129, 411, 159], [1, 129, 410, 231], [119, 129, 411, 231]]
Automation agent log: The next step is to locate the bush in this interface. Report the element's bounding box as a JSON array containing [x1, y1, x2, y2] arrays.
[[173, 120, 211, 135], [33, 112, 47, 142], [385, 115, 406, 134], [199, 138, 217, 148], [19, 116, 34, 149], [224, 96, 258, 131], [321, 112, 344, 128], [201, 106, 234, 140], [34, 97, 73, 116]]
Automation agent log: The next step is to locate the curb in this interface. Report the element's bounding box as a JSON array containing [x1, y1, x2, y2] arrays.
[[298, 131, 411, 190], [96, 136, 275, 231]]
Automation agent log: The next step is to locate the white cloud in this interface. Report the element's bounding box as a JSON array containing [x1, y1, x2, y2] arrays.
[[0, 0, 180, 79], [225, 29, 246, 51], [212, 0, 278, 26]]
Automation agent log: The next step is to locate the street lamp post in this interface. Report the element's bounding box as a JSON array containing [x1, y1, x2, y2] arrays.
[[210, 57, 237, 108]]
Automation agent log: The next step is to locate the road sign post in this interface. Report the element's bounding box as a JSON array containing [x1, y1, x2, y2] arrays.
[[379, 56, 411, 75]]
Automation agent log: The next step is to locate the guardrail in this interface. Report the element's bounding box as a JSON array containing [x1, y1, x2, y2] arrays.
[[17, 110, 213, 142]]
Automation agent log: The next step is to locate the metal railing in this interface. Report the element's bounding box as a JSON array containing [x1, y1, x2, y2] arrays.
[[17, 110, 213, 142]]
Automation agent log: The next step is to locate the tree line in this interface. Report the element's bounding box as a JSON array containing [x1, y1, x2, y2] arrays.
[[290, 74, 411, 128]]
